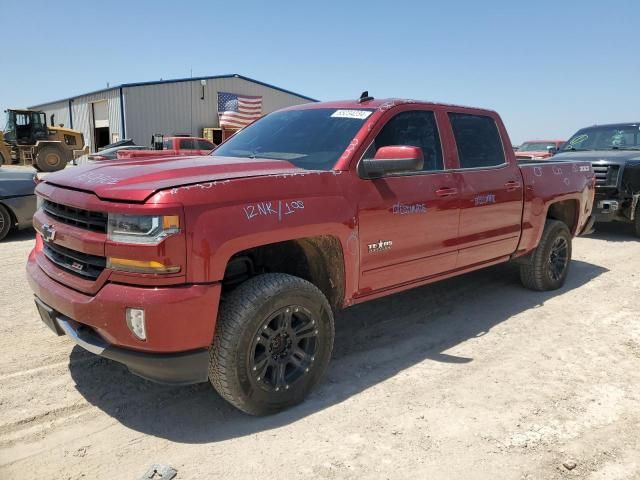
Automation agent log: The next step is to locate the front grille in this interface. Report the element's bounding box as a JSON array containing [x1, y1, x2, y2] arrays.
[[43, 241, 106, 280], [592, 164, 619, 187], [43, 200, 108, 233]]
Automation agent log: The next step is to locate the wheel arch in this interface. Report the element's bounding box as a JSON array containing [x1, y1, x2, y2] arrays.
[[0, 201, 17, 234], [546, 198, 580, 235], [221, 235, 347, 311]]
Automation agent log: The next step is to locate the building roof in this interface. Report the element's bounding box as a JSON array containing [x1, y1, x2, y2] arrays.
[[31, 73, 318, 108]]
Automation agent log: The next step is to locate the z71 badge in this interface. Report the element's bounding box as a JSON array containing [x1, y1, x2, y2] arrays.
[[368, 240, 393, 253]]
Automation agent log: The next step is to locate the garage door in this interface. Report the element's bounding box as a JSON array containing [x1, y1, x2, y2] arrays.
[[93, 101, 109, 128]]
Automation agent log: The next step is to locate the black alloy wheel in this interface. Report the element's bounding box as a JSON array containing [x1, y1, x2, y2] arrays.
[[547, 236, 569, 281], [250, 305, 319, 392]]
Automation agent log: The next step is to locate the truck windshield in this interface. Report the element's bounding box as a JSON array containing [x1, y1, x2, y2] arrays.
[[562, 124, 640, 151], [212, 108, 374, 170], [519, 142, 557, 151]]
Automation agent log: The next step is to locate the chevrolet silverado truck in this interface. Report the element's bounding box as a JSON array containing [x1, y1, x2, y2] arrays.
[[116, 136, 216, 160], [552, 122, 640, 236], [27, 97, 595, 415]]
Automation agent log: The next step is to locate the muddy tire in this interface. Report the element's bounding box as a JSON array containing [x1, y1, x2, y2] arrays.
[[35, 145, 66, 172], [209, 273, 334, 415], [520, 220, 572, 291], [0, 204, 12, 241]]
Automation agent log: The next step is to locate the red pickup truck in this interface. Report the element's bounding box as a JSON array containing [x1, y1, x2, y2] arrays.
[[116, 136, 216, 160], [27, 97, 595, 415], [515, 139, 565, 160]]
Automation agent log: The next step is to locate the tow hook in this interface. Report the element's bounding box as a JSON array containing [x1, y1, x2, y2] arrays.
[[597, 200, 619, 213]]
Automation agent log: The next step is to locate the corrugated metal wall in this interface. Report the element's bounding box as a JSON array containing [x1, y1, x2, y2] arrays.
[[29, 101, 71, 129], [32, 77, 312, 150], [33, 90, 122, 151], [123, 77, 312, 145], [70, 89, 122, 150]]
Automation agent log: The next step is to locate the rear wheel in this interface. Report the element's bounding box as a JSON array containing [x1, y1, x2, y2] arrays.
[[0, 204, 12, 241], [520, 220, 572, 291], [35, 145, 66, 172], [209, 273, 334, 415]]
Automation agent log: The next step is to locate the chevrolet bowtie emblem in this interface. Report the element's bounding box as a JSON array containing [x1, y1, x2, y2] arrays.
[[41, 224, 56, 242]]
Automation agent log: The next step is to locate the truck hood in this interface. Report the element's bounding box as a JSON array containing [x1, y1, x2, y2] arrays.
[[553, 150, 640, 166], [0, 170, 36, 198], [43, 155, 316, 202]]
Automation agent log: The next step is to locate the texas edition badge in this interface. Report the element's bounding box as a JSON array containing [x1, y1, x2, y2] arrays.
[[367, 240, 393, 253]]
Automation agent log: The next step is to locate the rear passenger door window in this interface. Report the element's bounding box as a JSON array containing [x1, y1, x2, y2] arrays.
[[363, 110, 444, 172], [180, 139, 196, 150], [449, 113, 505, 168]]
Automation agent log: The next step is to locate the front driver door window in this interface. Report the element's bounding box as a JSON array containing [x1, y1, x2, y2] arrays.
[[357, 109, 460, 293]]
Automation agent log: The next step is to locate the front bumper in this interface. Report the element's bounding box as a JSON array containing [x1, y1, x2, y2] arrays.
[[1, 194, 36, 229], [34, 297, 209, 384], [27, 248, 221, 384], [579, 214, 596, 235]]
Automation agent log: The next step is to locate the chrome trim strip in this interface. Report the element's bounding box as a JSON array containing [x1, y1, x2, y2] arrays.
[[57, 317, 106, 355]]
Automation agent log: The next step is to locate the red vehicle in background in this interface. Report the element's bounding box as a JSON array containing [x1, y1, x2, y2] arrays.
[[27, 96, 595, 415], [116, 136, 216, 160], [515, 140, 565, 160]]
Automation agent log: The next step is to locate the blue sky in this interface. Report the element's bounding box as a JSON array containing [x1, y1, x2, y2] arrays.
[[1, 0, 638, 144]]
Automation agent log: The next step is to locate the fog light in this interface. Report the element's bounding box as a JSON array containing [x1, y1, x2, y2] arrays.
[[126, 308, 147, 340]]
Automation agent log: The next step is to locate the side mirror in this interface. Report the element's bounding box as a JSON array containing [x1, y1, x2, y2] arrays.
[[360, 146, 424, 179], [547, 146, 558, 155]]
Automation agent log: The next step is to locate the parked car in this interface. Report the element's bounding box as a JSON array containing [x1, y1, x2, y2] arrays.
[[0, 170, 36, 241], [116, 136, 216, 160], [515, 140, 565, 160], [88, 145, 148, 161], [27, 97, 595, 415], [98, 138, 136, 150], [553, 122, 640, 236]]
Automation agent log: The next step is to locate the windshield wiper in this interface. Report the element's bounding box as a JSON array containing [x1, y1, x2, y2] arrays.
[[608, 145, 640, 150], [562, 146, 589, 152]]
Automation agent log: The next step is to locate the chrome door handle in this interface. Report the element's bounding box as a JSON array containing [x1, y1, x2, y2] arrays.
[[504, 181, 521, 192]]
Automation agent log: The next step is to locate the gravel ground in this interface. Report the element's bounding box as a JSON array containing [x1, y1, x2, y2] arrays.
[[0, 222, 639, 480]]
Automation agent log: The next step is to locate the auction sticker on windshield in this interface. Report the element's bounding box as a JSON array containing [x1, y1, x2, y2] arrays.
[[331, 110, 373, 119]]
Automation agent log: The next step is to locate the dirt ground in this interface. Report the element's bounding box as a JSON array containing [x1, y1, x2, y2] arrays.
[[0, 220, 639, 480]]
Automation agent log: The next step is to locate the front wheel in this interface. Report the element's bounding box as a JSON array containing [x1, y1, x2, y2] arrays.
[[209, 273, 335, 415], [35, 145, 67, 172], [520, 220, 572, 291]]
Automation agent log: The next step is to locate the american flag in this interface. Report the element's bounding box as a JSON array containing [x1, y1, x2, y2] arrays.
[[217, 92, 262, 129]]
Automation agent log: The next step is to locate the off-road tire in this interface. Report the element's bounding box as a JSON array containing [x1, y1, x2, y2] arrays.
[[209, 273, 335, 415], [0, 204, 12, 242], [35, 145, 66, 172], [520, 220, 572, 291], [634, 203, 640, 238]]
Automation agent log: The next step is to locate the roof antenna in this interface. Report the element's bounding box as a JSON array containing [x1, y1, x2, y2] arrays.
[[358, 91, 374, 103]]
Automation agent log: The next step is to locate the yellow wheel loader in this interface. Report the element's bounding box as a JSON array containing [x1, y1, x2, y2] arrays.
[[0, 109, 88, 172]]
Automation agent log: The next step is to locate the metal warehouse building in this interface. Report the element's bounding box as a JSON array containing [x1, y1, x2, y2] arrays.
[[30, 74, 316, 151]]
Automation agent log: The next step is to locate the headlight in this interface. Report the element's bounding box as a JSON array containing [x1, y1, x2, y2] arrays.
[[107, 214, 180, 244], [531, 156, 544, 160]]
